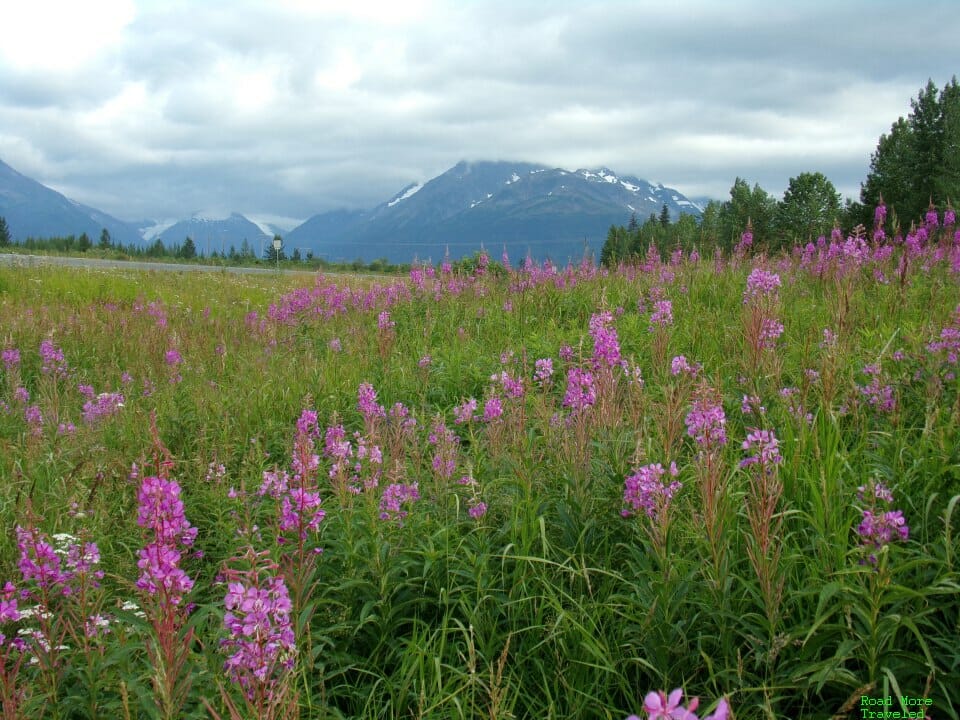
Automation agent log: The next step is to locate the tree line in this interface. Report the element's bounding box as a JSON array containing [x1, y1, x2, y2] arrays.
[[601, 76, 960, 266]]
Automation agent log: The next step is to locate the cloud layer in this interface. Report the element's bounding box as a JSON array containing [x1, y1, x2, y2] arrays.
[[0, 0, 955, 225]]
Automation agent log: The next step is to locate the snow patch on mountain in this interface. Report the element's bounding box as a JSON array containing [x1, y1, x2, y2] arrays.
[[387, 183, 423, 207]]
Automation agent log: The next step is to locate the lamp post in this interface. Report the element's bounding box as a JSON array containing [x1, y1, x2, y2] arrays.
[[272, 236, 282, 271]]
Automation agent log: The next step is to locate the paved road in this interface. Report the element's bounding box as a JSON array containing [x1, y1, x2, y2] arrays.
[[0, 253, 378, 279]]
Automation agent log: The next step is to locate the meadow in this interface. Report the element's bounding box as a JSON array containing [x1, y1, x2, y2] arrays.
[[0, 212, 958, 719]]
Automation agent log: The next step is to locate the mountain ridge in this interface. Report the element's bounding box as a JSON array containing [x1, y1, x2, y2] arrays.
[[0, 157, 701, 262]]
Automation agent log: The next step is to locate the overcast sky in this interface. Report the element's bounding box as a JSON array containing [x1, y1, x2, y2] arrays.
[[0, 0, 956, 229]]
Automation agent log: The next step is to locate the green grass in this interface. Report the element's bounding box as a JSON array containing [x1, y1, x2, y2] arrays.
[[0, 247, 957, 719]]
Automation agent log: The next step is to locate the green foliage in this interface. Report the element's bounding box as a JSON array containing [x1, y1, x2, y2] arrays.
[[776, 171, 842, 242], [0, 216, 10, 247], [0, 239, 958, 719], [179, 236, 197, 259], [862, 76, 960, 225]]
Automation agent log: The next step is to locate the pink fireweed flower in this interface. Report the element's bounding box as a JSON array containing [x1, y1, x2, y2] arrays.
[[82, 392, 125, 425], [743, 268, 781, 303], [135, 476, 197, 605], [77, 383, 95, 399], [453, 398, 478, 424], [279, 489, 325, 540], [622, 462, 681, 521], [468, 501, 488, 519], [740, 428, 782, 470], [165, 349, 182, 366], [328, 337, 342, 352], [357, 382, 386, 420], [855, 479, 909, 566], [39, 339, 68, 378], [418, 355, 432, 368], [670, 355, 700, 377], [685, 395, 727, 449], [13, 386, 29, 403], [482, 395, 503, 422], [1, 347, 20, 370], [758, 318, 785, 349], [649, 300, 673, 329], [563, 366, 596, 412], [534, 358, 554, 384], [221, 569, 296, 690], [25, 405, 43, 436], [377, 311, 395, 332], [642, 688, 699, 720], [379, 482, 420, 522], [559, 344, 574, 362], [589, 311, 623, 369]]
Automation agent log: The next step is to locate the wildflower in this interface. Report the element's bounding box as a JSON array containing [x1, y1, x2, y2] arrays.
[[357, 382, 386, 420], [670, 355, 700, 377], [559, 344, 574, 362], [482, 395, 503, 422], [165, 349, 182, 366], [328, 337, 342, 352], [589, 311, 623, 369], [740, 428, 782, 470], [534, 358, 554, 384], [379, 482, 420, 521], [377, 311, 395, 332], [82, 392, 125, 425], [743, 268, 781, 303], [468, 502, 488, 520], [759, 318, 784, 348], [418, 354, 432, 368], [855, 479, 909, 566], [622, 462, 681, 521], [649, 300, 673, 329], [221, 563, 296, 691], [39, 340, 68, 378], [1, 347, 20, 369], [454, 398, 478, 424], [563, 367, 596, 412], [135, 476, 197, 605], [685, 394, 727, 449]]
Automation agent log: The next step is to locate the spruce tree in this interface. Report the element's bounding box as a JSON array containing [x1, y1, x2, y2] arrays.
[[0, 216, 10, 247]]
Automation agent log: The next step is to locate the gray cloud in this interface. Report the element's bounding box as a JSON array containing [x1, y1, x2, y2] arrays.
[[0, 0, 956, 224]]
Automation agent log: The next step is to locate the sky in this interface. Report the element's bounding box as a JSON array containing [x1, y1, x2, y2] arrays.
[[0, 0, 956, 230]]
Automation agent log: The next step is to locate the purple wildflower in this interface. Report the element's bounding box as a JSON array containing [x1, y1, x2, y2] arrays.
[[649, 300, 673, 329], [2, 348, 21, 369], [740, 428, 782, 470], [563, 367, 596, 412], [622, 462, 681, 521], [379, 482, 420, 521], [743, 268, 781, 303], [534, 358, 554, 384], [685, 395, 727, 449]]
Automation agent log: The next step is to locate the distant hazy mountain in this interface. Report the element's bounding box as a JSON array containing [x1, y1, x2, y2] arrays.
[[287, 160, 702, 263], [0, 158, 141, 245], [145, 212, 272, 255]]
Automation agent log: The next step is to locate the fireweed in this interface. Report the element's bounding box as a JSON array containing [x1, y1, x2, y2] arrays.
[[135, 473, 198, 720], [685, 385, 730, 585], [855, 480, 909, 567], [216, 549, 297, 719], [621, 462, 681, 562], [627, 687, 730, 720], [741, 427, 785, 629]]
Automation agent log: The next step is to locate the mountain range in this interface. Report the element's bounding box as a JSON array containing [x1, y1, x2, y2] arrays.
[[0, 158, 702, 263]]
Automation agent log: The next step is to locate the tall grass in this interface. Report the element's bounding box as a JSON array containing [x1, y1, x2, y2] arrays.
[[0, 233, 958, 719]]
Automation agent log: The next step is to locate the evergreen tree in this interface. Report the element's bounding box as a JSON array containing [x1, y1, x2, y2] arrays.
[[180, 237, 197, 259], [291, 247, 302, 262], [659, 204, 671, 226], [78, 232, 92, 252], [98, 228, 112, 249], [627, 212, 639, 232], [862, 77, 960, 225], [0, 216, 10, 247]]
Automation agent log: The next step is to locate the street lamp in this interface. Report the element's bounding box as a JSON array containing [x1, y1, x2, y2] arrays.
[[272, 236, 282, 271]]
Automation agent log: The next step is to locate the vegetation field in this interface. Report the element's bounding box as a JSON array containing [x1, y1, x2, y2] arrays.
[[0, 220, 958, 719]]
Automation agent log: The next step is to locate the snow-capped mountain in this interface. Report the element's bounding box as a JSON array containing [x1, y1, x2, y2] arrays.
[[147, 212, 272, 253], [287, 160, 701, 263]]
